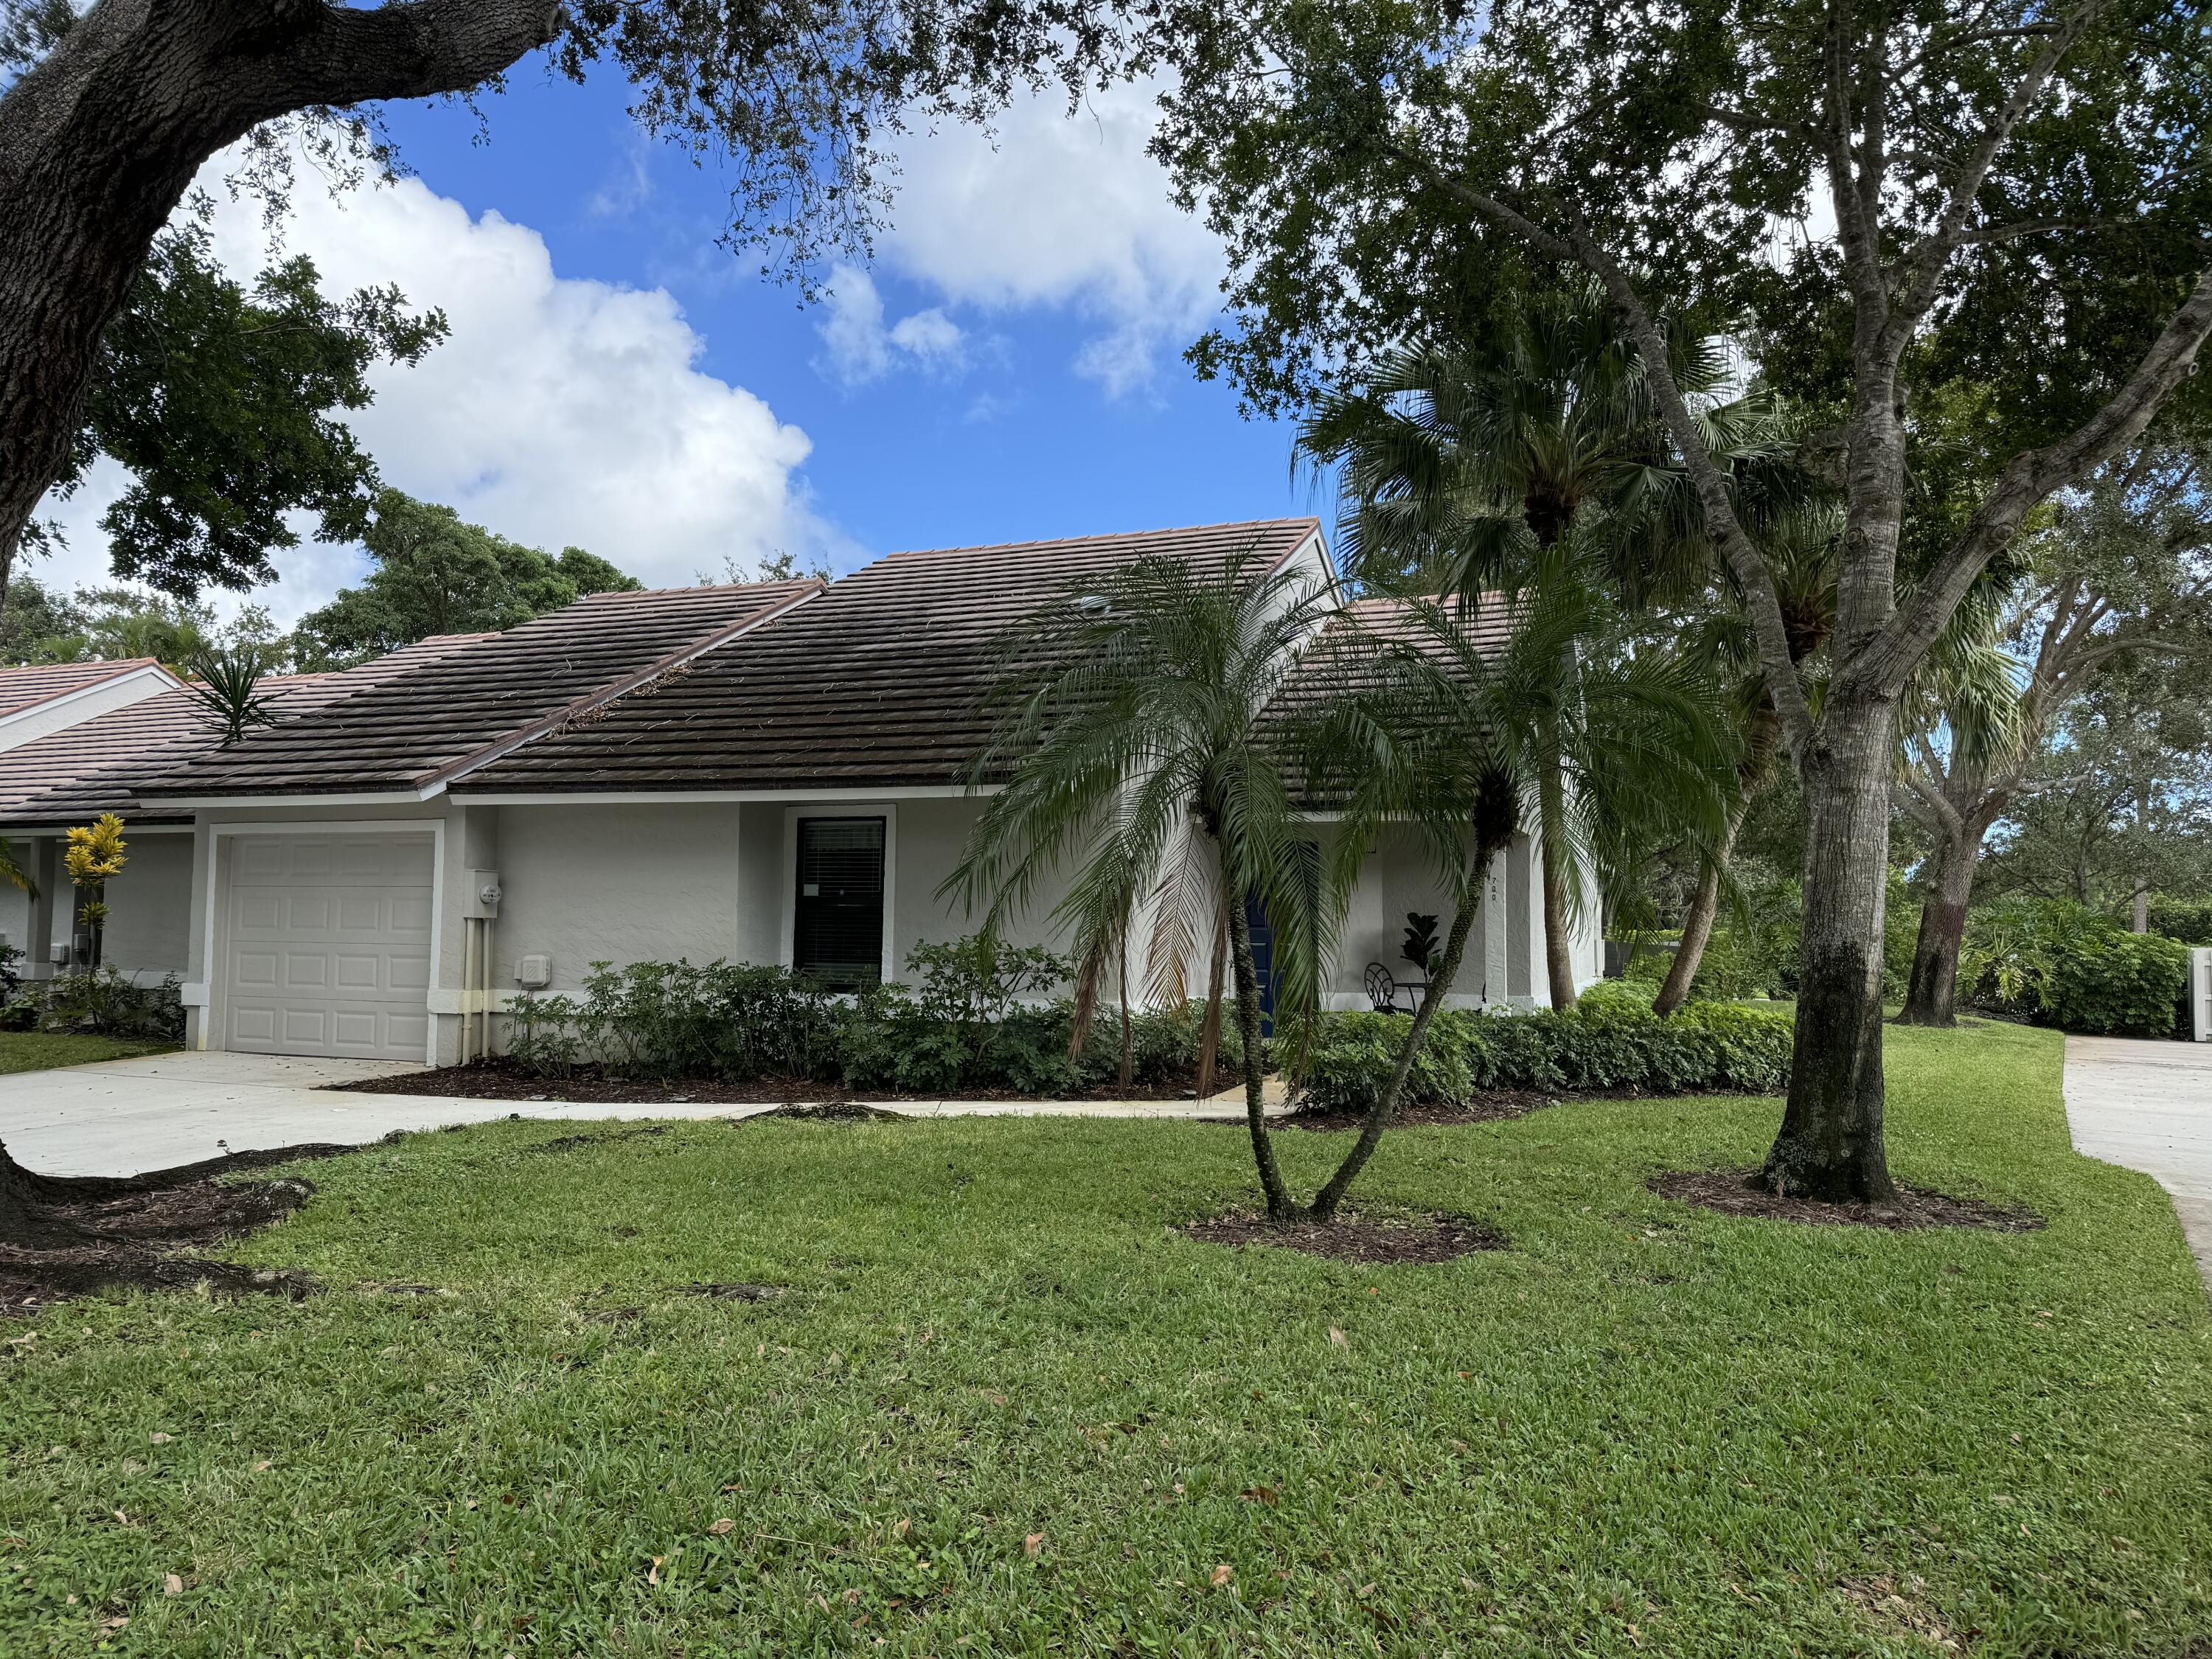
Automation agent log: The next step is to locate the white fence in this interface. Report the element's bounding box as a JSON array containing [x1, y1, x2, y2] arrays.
[[2194, 947, 2211, 1043]]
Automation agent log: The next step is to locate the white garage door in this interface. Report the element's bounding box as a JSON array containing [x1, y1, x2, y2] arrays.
[[223, 833, 434, 1060]]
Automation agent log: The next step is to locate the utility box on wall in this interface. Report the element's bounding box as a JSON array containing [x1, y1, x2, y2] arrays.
[[515, 953, 552, 990], [463, 871, 503, 919]]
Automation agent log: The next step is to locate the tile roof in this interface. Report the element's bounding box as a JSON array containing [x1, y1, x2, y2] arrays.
[[0, 657, 168, 721], [140, 582, 821, 801], [0, 637, 488, 827], [456, 518, 1324, 796]]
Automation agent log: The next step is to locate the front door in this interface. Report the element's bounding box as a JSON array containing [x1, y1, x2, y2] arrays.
[[794, 817, 886, 990]]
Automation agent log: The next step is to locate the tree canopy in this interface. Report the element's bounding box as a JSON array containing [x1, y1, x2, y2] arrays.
[[33, 213, 445, 602], [290, 489, 642, 669]]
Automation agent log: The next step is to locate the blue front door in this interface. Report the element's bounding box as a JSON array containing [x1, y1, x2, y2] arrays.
[[1244, 893, 1276, 1037]]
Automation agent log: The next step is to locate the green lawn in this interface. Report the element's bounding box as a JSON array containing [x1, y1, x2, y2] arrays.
[[0, 1032, 177, 1075], [4, 1022, 2208, 1657]]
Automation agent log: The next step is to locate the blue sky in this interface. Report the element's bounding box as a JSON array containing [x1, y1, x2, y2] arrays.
[[43, 61, 1318, 622]]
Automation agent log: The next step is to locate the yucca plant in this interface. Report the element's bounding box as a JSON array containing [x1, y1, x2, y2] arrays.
[[184, 644, 280, 746]]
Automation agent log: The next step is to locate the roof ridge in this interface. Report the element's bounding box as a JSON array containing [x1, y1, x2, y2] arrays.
[[878, 517, 1323, 563]]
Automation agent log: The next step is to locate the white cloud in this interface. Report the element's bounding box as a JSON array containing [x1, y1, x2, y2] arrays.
[[879, 80, 1224, 396], [34, 146, 830, 624], [815, 263, 968, 385]]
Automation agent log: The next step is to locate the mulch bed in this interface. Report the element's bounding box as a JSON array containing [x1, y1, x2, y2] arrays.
[[1270, 1085, 1776, 1133], [1652, 1169, 2046, 1232], [1182, 1208, 1507, 1264], [327, 1057, 1244, 1105], [1, 1144, 350, 1318]]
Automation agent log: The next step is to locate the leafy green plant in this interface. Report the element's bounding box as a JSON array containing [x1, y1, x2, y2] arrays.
[[37, 968, 183, 1040], [1963, 900, 2191, 1037], [502, 939, 1245, 1096], [1400, 914, 1441, 975], [2148, 897, 2212, 945], [1287, 990, 1794, 1114]]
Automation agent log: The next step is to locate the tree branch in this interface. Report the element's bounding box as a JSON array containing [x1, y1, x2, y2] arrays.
[[1371, 144, 1820, 757], [1863, 262, 2212, 695], [1884, 0, 2110, 343]]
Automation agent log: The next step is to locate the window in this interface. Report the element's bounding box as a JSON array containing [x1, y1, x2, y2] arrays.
[[793, 817, 886, 989]]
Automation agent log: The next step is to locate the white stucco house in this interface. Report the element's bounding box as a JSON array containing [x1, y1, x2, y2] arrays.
[[0, 521, 1602, 1063]]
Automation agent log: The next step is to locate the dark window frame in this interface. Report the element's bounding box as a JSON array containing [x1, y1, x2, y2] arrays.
[[793, 815, 887, 991]]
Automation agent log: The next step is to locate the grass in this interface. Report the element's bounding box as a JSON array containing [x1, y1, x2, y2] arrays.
[[0, 1032, 177, 1076], [3, 1020, 2208, 1657]]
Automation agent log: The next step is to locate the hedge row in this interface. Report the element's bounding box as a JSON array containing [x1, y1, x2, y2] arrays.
[[1287, 984, 1794, 1114], [1966, 900, 2194, 1038], [506, 947, 1244, 1093]]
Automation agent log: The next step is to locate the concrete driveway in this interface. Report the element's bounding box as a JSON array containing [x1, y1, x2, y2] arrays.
[[0, 1051, 1281, 1178], [2065, 1035, 2212, 1291]]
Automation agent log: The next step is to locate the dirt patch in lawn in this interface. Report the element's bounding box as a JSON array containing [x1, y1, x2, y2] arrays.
[[1183, 1208, 1506, 1264], [742, 1102, 908, 1124], [1652, 1169, 2046, 1232], [325, 1056, 1241, 1105], [1272, 1085, 1779, 1133], [1, 1143, 350, 1318]]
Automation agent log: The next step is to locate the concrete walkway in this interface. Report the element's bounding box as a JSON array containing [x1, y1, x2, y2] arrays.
[[0, 1051, 1287, 1178], [2063, 1035, 2212, 1290]]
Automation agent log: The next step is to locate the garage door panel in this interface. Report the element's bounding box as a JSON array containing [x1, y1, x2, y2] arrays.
[[224, 832, 434, 1060], [283, 952, 330, 989]]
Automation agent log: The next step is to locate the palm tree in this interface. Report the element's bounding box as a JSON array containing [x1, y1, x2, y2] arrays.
[[943, 552, 1337, 1220], [1295, 569, 1732, 1218], [1652, 501, 1842, 1012], [1298, 279, 1789, 1008]]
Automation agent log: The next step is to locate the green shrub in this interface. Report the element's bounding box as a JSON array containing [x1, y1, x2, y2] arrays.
[[508, 960, 845, 1081], [37, 968, 184, 1040], [2148, 896, 2212, 945], [505, 936, 1246, 1094], [1964, 900, 2190, 1037], [1287, 990, 1792, 1113]]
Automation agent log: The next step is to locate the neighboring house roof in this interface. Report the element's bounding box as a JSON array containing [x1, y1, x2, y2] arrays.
[[0, 657, 182, 751], [0, 658, 164, 719], [0, 636, 499, 828], [139, 582, 822, 802], [455, 518, 1325, 796]]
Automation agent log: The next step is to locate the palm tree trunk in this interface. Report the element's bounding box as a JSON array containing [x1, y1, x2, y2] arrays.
[[1310, 844, 1490, 1221], [1225, 887, 1294, 1220], [1194, 897, 1228, 1099], [1117, 930, 1133, 1087], [1653, 853, 1725, 1016], [1655, 702, 1776, 1016], [1537, 762, 1577, 1009]]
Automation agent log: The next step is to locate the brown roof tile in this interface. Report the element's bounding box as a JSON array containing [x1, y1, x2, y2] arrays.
[[0, 657, 170, 723], [456, 519, 1324, 795], [0, 637, 488, 826], [140, 582, 821, 801]]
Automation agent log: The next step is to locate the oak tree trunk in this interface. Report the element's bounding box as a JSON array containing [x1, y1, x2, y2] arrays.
[[1756, 693, 1898, 1200], [0, 0, 560, 593], [1896, 824, 1984, 1028]]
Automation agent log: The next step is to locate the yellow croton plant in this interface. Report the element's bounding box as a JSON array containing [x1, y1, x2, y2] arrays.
[[64, 813, 128, 936]]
